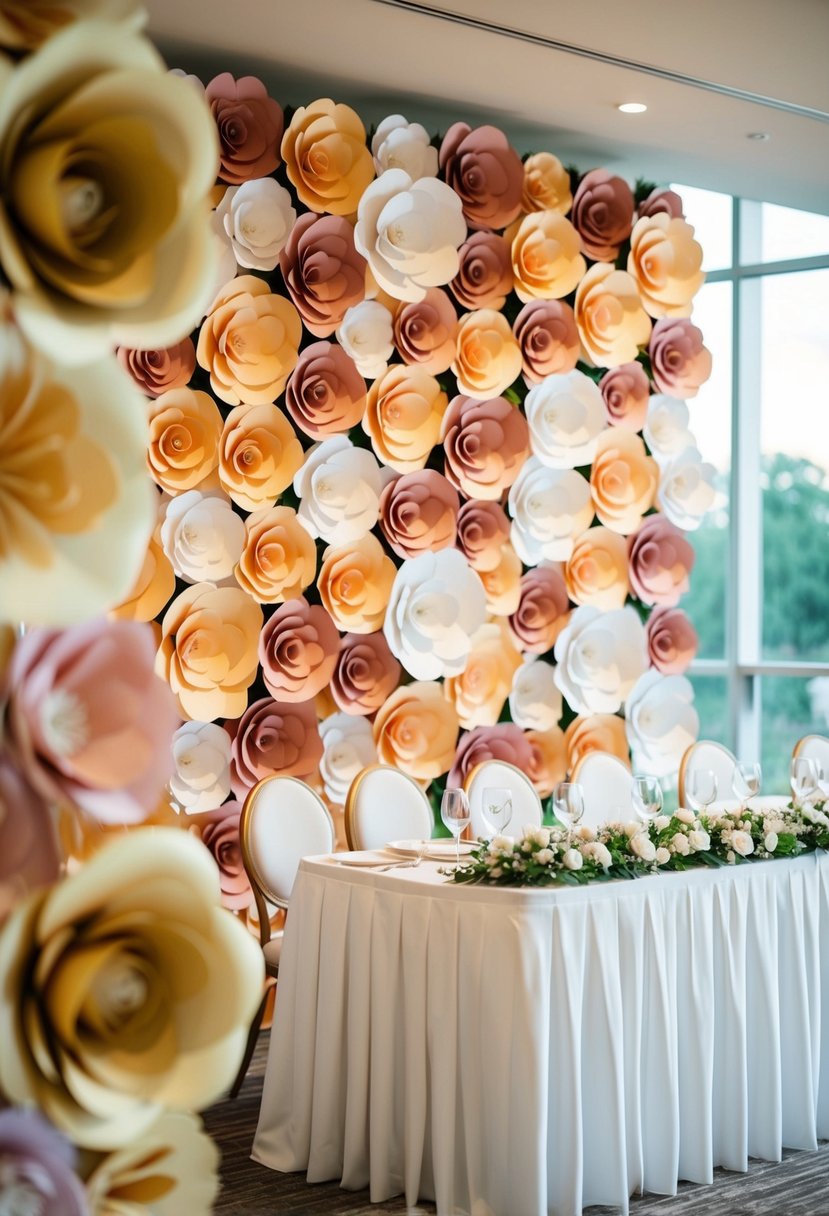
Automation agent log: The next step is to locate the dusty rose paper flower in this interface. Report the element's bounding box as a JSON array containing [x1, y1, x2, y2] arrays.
[[235, 505, 317, 603], [363, 364, 448, 472], [513, 299, 580, 384], [521, 152, 572, 216], [282, 98, 375, 215], [187, 799, 251, 910], [318, 534, 397, 633], [526, 725, 568, 798], [646, 605, 699, 674], [478, 544, 522, 616], [589, 429, 658, 534], [206, 72, 283, 184], [447, 722, 535, 790], [285, 341, 366, 439], [259, 597, 340, 702], [0, 761, 61, 906], [439, 122, 523, 230], [373, 681, 459, 780], [637, 187, 684, 220], [393, 289, 457, 374], [379, 469, 460, 559], [508, 211, 586, 302], [628, 214, 705, 317], [229, 696, 323, 796], [649, 317, 713, 398], [450, 231, 513, 311], [599, 362, 650, 431], [330, 631, 402, 716], [628, 513, 695, 606], [444, 620, 523, 729], [575, 262, 652, 368], [452, 308, 523, 399], [279, 212, 367, 338], [219, 403, 304, 512], [509, 566, 571, 654], [565, 525, 630, 610], [456, 499, 511, 572], [117, 338, 196, 398], [441, 393, 529, 500], [147, 388, 222, 494], [4, 619, 177, 824], [571, 169, 635, 262], [565, 713, 631, 773], [0, 1109, 87, 1216]]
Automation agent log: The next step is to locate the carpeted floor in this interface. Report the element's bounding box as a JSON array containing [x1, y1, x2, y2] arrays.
[[204, 1033, 829, 1215]]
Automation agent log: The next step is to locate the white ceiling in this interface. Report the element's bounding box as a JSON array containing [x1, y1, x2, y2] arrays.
[[146, 0, 829, 214]]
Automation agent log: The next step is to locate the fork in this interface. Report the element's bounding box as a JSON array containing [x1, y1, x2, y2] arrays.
[[378, 857, 423, 872]]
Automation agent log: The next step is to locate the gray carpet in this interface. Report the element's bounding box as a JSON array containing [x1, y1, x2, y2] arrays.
[[204, 1033, 829, 1214]]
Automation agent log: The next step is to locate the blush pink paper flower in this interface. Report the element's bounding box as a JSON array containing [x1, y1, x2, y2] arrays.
[[330, 631, 402, 716], [439, 123, 524, 231], [628, 514, 696, 606], [117, 338, 196, 398], [513, 299, 580, 384], [379, 469, 460, 559], [279, 212, 367, 338], [637, 187, 684, 220], [599, 362, 650, 431], [441, 393, 530, 500], [509, 566, 572, 655], [285, 341, 366, 438], [205, 72, 284, 185], [450, 231, 513, 311], [646, 605, 699, 674], [571, 169, 635, 262], [456, 499, 511, 572], [258, 598, 340, 702], [188, 799, 252, 911], [447, 723, 535, 790], [393, 289, 458, 375], [0, 760, 61, 904], [229, 696, 323, 797], [649, 317, 713, 398]]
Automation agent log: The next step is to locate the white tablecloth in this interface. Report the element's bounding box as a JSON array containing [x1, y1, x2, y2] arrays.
[[253, 852, 829, 1216]]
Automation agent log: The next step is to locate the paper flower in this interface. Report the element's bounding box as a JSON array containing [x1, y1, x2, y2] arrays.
[[509, 657, 563, 731], [160, 490, 245, 584], [198, 275, 302, 406], [330, 631, 402, 716], [282, 98, 374, 215], [599, 362, 650, 431], [657, 445, 717, 531], [521, 152, 572, 215], [451, 309, 523, 399], [478, 544, 522, 616], [0, 760, 61, 904], [373, 681, 459, 780], [441, 391, 529, 499], [643, 394, 694, 462], [525, 725, 568, 798], [147, 387, 222, 494], [319, 712, 377, 804], [169, 721, 232, 813], [371, 114, 439, 179], [285, 341, 366, 439], [336, 299, 395, 380], [279, 212, 368, 338], [508, 210, 586, 303], [628, 214, 704, 317], [625, 669, 700, 777], [450, 231, 514, 311], [0, 1109, 87, 1216], [649, 317, 712, 398], [234, 505, 317, 603], [0, 0, 143, 50], [229, 696, 322, 796], [589, 429, 658, 534], [318, 534, 396, 633], [444, 620, 523, 729], [456, 499, 511, 572], [513, 299, 580, 384], [393, 288, 457, 374], [628, 513, 695, 606], [564, 713, 631, 774], [379, 469, 459, 559], [206, 72, 283, 184], [258, 597, 340, 702], [439, 122, 523, 230], [637, 187, 684, 220], [524, 369, 607, 468], [186, 799, 252, 910], [646, 606, 699, 675], [219, 403, 303, 512], [575, 263, 652, 368], [447, 722, 535, 790], [509, 565, 571, 654], [571, 169, 634, 262], [108, 515, 175, 621], [564, 525, 630, 609], [117, 337, 196, 398], [294, 434, 391, 545], [215, 176, 296, 270], [364, 364, 448, 472], [554, 604, 648, 715], [509, 458, 594, 564]]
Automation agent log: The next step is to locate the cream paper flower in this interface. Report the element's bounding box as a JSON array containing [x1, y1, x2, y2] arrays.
[[509, 658, 563, 731], [169, 720, 232, 813], [508, 457, 594, 564], [215, 176, 296, 271], [294, 434, 392, 546], [628, 214, 705, 318], [625, 669, 699, 778], [0, 0, 144, 51], [336, 299, 395, 380], [319, 712, 377, 805], [0, 829, 263, 1149], [371, 114, 439, 179], [657, 445, 717, 531], [643, 394, 694, 463], [354, 168, 466, 302], [554, 604, 648, 715], [383, 547, 487, 680], [160, 489, 245, 584], [524, 369, 607, 469]]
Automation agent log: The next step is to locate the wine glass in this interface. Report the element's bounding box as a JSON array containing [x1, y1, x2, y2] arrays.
[[685, 768, 718, 815], [552, 781, 584, 834], [482, 786, 512, 837], [790, 756, 819, 808], [441, 787, 471, 868], [631, 774, 663, 823], [733, 761, 761, 811]]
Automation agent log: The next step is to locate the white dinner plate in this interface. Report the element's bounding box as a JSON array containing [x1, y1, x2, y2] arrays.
[[386, 839, 476, 860], [332, 851, 392, 866]]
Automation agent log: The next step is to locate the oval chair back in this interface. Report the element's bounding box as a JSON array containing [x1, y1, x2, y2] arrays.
[[344, 765, 433, 850], [678, 740, 738, 810], [570, 751, 633, 831], [793, 733, 829, 782], [463, 759, 543, 841]]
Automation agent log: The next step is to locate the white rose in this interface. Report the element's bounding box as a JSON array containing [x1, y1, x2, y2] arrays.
[[575, 825, 596, 841], [294, 435, 392, 545], [657, 445, 717, 532], [655, 846, 671, 865], [508, 659, 563, 730], [215, 177, 296, 271], [535, 848, 554, 865], [675, 808, 695, 825], [383, 548, 487, 680], [731, 830, 755, 857], [371, 115, 439, 179], [688, 829, 711, 852], [354, 168, 466, 302], [508, 458, 593, 563], [554, 605, 648, 715], [527, 826, 551, 848], [335, 299, 395, 380], [319, 713, 377, 805], [490, 834, 515, 855], [764, 831, 779, 853], [629, 832, 656, 862], [581, 840, 612, 868], [562, 848, 583, 871], [654, 815, 670, 831], [671, 831, 691, 856], [160, 490, 245, 585], [625, 670, 700, 779], [643, 394, 693, 462], [169, 722, 232, 813], [524, 370, 607, 469]]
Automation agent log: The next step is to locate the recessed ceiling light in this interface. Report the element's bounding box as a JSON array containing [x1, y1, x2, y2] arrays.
[[747, 131, 770, 141], [617, 102, 647, 114]]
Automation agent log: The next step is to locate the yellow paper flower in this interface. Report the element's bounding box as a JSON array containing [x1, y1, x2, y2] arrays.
[[0, 0, 143, 51], [282, 98, 375, 216], [574, 262, 652, 368], [219, 402, 304, 511], [318, 534, 396, 633], [0, 829, 264, 1149], [363, 364, 447, 472], [374, 680, 459, 780], [628, 213, 705, 318], [451, 309, 522, 400], [444, 620, 523, 729], [146, 388, 222, 494], [507, 211, 586, 303]]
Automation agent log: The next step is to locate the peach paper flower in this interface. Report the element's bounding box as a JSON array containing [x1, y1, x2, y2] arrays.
[[206, 72, 283, 184], [575, 262, 652, 368], [187, 799, 252, 911], [330, 631, 402, 716], [444, 620, 523, 729], [379, 469, 459, 559], [373, 681, 459, 780], [279, 212, 367, 337], [282, 98, 375, 215], [451, 309, 523, 399], [508, 211, 586, 303], [589, 429, 658, 534], [565, 525, 630, 610], [363, 364, 448, 472], [447, 722, 535, 790], [229, 696, 323, 796], [649, 317, 713, 398], [627, 513, 695, 606], [478, 544, 523, 616], [628, 214, 704, 317], [509, 566, 571, 654], [450, 232, 513, 311], [513, 299, 580, 384], [318, 534, 396, 633], [117, 338, 196, 398], [393, 289, 457, 374], [645, 605, 699, 674], [441, 393, 529, 500], [198, 275, 302, 406], [439, 122, 523, 231], [565, 714, 631, 773], [147, 387, 222, 494], [285, 341, 366, 439], [219, 403, 304, 512], [571, 169, 635, 262], [599, 362, 650, 431], [526, 726, 568, 798], [235, 505, 317, 603], [521, 152, 573, 216], [456, 499, 511, 572], [258, 597, 340, 702]]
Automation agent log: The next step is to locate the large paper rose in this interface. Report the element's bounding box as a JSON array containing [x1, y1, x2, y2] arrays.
[[657, 446, 717, 531], [628, 513, 695, 606], [379, 469, 459, 559], [117, 337, 196, 398], [157, 583, 262, 721], [565, 713, 631, 773], [285, 341, 366, 439], [526, 725, 568, 798], [589, 429, 658, 534], [393, 289, 457, 374], [258, 597, 340, 702], [318, 534, 396, 633], [509, 458, 594, 564], [513, 299, 580, 384], [372, 114, 438, 179], [0, 1109, 87, 1216], [319, 713, 376, 804], [509, 565, 571, 654], [441, 392, 529, 499], [646, 606, 698, 675], [456, 499, 511, 572], [571, 169, 634, 262], [524, 369, 607, 468], [628, 214, 704, 318], [374, 681, 458, 780], [452, 309, 523, 399], [575, 263, 652, 368], [206, 72, 283, 184], [354, 168, 466, 301], [279, 212, 368, 338], [0, 829, 263, 1147], [383, 548, 487, 680], [644, 394, 693, 462], [625, 670, 699, 778], [521, 152, 572, 216], [147, 387, 222, 494], [0, 0, 143, 50], [447, 722, 535, 790], [439, 122, 523, 230], [294, 435, 391, 544], [330, 631, 401, 716], [444, 620, 523, 729], [509, 658, 563, 731], [450, 231, 513, 311], [0, 760, 61, 906], [198, 275, 302, 406], [186, 799, 251, 911], [169, 720, 232, 814], [508, 210, 586, 302], [638, 187, 684, 220], [599, 362, 650, 431], [235, 505, 317, 603], [336, 299, 394, 379], [649, 317, 712, 398], [564, 525, 630, 609], [478, 544, 522, 616], [364, 363, 448, 472], [4, 619, 177, 824], [219, 402, 303, 512], [282, 98, 374, 215], [215, 176, 296, 270], [229, 696, 322, 796], [160, 489, 244, 584], [554, 604, 648, 715]]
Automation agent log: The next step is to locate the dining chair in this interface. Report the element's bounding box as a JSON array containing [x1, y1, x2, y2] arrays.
[[344, 764, 434, 850], [793, 734, 829, 787], [677, 739, 739, 810], [463, 759, 543, 840], [231, 774, 335, 1098], [570, 751, 633, 830]]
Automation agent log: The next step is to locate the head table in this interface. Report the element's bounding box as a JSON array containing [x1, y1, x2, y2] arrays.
[[252, 850, 829, 1216]]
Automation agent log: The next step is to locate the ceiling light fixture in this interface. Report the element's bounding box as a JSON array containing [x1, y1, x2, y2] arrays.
[[617, 102, 647, 114]]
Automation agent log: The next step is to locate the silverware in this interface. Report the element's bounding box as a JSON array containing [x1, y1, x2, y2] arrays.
[[378, 857, 423, 872]]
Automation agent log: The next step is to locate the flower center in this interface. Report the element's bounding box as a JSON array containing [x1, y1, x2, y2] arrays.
[[59, 174, 106, 240], [91, 955, 150, 1030], [40, 689, 88, 758]]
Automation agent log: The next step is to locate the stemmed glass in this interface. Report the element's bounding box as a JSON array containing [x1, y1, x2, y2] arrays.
[[685, 768, 718, 816], [733, 761, 761, 812], [790, 756, 819, 808], [482, 786, 512, 837], [552, 781, 584, 836], [441, 787, 471, 868], [631, 774, 663, 823]]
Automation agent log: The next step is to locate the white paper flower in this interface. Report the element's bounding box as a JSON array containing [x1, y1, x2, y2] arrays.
[[371, 115, 439, 180], [524, 370, 607, 469], [354, 168, 466, 302], [383, 548, 487, 680], [319, 713, 377, 805], [643, 394, 694, 463], [657, 445, 717, 531], [554, 604, 648, 715], [508, 458, 594, 564], [207, 214, 239, 302], [169, 721, 232, 813], [294, 435, 392, 545], [624, 669, 699, 779], [336, 299, 395, 380], [161, 490, 245, 584], [509, 659, 563, 730], [215, 177, 296, 271]]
